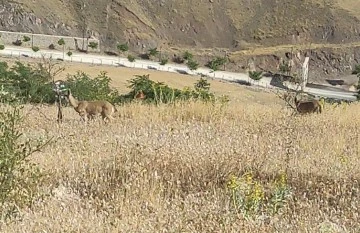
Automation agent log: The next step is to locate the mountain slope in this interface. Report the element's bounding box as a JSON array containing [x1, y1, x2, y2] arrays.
[[3, 0, 360, 52]]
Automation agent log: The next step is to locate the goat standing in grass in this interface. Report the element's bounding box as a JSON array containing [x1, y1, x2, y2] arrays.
[[65, 89, 118, 123], [294, 95, 323, 114]]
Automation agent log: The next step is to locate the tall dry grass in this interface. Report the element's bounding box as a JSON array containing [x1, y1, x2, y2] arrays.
[[1, 100, 360, 232]]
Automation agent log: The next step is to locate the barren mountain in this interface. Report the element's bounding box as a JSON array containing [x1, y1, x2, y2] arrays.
[[2, 0, 360, 84]]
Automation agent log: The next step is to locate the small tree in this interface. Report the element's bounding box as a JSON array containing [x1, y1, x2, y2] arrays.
[[160, 58, 168, 65], [187, 59, 199, 71], [352, 64, 360, 75], [0, 45, 4, 50], [183, 51, 193, 61], [67, 51, 73, 61], [32, 46, 40, 52], [88, 42, 98, 50], [206, 56, 227, 71], [148, 47, 159, 60], [248, 71, 263, 86], [128, 55, 135, 62], [58, 38, 66, 59], [117, 43, 129, 54], [23, 35, 31, 42]]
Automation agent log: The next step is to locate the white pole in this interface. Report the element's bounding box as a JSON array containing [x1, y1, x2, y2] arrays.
[[302, 57, 309, 91]]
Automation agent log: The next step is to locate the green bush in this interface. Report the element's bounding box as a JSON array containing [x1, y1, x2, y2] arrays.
[[0, 44, 4, 50], [88, 42, 98, 49], [187, 59, 199, 71], [119, 74, 215, 104], [32, 46, 40, 52], [117, 43, 129, 53], [0, 61, 55, 104], [127, 55, 135, 62], [67, 51, 73, 57], [22, 35, 31, 42], [64, 71, 120, 104], [0, 104, 49, 220], [206, 56, 227, 71], [160, 58, 168, 65], [183, 51, 193, 61], [248, 71, 263, 81]]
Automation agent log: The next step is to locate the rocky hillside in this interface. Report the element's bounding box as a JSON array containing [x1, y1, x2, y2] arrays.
[[3, 0, 360, 50], [2, 0, 360, 85]]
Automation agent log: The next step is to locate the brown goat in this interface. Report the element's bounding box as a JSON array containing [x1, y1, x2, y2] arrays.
[[65, 89, 118, 123], [135, 90, 146, 100], [294, 95, 323, 114]]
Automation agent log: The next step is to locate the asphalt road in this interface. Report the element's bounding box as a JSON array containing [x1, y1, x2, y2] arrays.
[[0, 46, 357, 101]]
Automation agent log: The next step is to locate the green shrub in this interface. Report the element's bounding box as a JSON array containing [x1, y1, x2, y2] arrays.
[[117, 43, 129, 53], [67, 51, 73, 57], [88, 42, 98, 49], [0, 45, 4, 50], [160, 58, 168, 65], [127, 55, 135, 62], [183, 51, 193, 61], [206, 56, 227, 71], [248, 71, 263, 81], [0, 104, 49, 220], [0, 61, 55, 104], [32, 46, 40, 52], [187, 59, 199, 70], [119, 74, 215, 104], [22, 35, 31, 42], [58, 38, 65, 46], [64, 71, 120, 104]]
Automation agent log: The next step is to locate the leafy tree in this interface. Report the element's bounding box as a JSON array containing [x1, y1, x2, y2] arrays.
[[160, 58, 168, 65], [352, 64, 360, 75], [206, 56, 227, 71], [64, 71, 119, 103], [0, 45, 4, 50], [128, 55, 135, 62], [117, 43, 129, 54], [88, 42, 98, 50], [187, 59, 199, 71], [183, 51, 193, 61], [67, 51, 73, 57], [0, 61, 55, 104], [248, 71, 263, 87], [32, 46, 40, 52], [23, 35, 31, 42], [148, 47, 159, 59], [58, 38, 66, 59]]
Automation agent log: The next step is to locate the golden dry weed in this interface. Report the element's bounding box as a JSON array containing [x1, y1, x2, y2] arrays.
[[1, 97, 360, 232]]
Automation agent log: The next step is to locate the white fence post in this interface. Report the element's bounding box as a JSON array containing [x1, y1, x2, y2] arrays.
[[301, 57, 309, 92]]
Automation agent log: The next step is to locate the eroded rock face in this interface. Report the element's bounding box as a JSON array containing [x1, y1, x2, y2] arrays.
[[0, 2, 72, 35]]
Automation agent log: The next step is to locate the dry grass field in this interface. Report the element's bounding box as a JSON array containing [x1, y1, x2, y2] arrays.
[[1, 99, 360, 232], [1, 58, 360, 232]]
